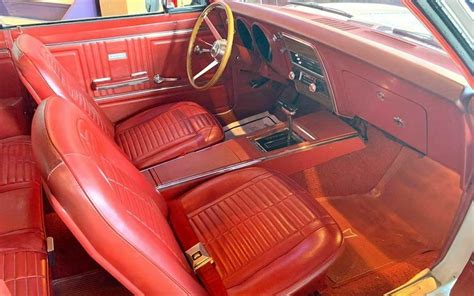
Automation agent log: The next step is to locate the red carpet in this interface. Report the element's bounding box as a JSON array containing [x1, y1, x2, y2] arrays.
[[290, 126, 462, 294], [321, 251, 439, 296], [291, 127, 402, 197], [52, 269, 131, 296]]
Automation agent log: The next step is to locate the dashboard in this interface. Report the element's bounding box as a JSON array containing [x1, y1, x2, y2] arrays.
[[229, 1, 471, 185], [235, 17, 336, 111]]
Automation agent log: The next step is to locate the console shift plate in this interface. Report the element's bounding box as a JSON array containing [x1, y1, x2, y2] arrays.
[[255, 129, 303, 152]]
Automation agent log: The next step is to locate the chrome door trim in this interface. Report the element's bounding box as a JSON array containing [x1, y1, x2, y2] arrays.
[[93, 77, 219, 103], [93, 83, 191, 103], [47, 28, 194, 47], [154, 133, 359, 191]]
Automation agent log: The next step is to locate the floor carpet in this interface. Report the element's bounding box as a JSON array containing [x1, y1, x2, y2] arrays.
[[321, 251, 439, 296], [291, 126, 462, 294], [291, 127, 402, 197], [52, 269, 131, 296], [319, 194, 432, 285]]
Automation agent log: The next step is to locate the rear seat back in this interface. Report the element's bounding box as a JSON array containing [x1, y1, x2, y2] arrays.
[[0, 136, 49, 295], [0, 136, 38, 191]]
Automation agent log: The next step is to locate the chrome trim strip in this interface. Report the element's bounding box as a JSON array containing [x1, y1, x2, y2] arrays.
[[94, 77, 149, 91], [281, 32, 314, 47], [48, 28, 194, 47], [93, 83, 191, 103], [294, 123, 316, 141], [155, 133, 359, 191], [92, 77, 111, 83], [156, 159, 262, 191], [93, 77, 218, 103], [131, 71, 148, 77]]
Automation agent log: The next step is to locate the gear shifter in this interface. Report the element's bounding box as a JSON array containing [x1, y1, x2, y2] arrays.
[[277, 99, 298, 144]]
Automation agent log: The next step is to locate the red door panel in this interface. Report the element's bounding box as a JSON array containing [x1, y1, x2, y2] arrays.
[[5, 12, 233, 123]]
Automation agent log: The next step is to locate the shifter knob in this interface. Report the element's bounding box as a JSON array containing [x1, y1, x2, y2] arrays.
[[277, 100, 298, 145]]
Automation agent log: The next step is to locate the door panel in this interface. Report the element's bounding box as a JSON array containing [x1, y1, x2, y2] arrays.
[[7, 11, 233, 123]]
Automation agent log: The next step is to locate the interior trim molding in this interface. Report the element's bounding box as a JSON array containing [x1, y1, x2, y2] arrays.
[[47, 28, 194, 47], [154, 132, 359, 191]]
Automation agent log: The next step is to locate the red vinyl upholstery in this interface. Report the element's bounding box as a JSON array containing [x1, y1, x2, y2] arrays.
[[32, 97, 206, 295], [32, 96, 343, 295], [114, 101, 223, 169], [0, 136, 49, 296], [169, 167, 343, 295], [13, 34, 223, 169]]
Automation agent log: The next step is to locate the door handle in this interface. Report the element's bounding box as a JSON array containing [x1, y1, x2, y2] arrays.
[[153, 74, 180, 84], [91, 71, 149, 91]]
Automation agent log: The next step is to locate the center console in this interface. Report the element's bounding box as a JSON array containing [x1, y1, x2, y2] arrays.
[[142, 110, 365, 199]]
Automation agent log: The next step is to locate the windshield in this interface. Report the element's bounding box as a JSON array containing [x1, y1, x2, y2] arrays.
[[239, 0, 441, 49]]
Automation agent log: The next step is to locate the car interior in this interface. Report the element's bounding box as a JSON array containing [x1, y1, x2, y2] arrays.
[[0, 0, 472, 295]]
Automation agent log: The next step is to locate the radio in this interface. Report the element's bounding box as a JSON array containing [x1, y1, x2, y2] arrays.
[[281, 32, 335, 111], [289, 69, 328, 97]]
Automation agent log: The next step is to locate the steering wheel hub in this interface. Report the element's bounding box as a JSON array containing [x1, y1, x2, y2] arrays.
[[211, 40, 227, 60]]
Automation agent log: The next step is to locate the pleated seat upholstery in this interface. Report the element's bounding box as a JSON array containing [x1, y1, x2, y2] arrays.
[[32, 96, 343, 295], [0, 136, 49, 296]]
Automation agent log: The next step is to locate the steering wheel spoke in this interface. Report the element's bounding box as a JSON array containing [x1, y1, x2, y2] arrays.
[[204, 15, 223, 41], [193, 59, 219, 81], [198, 38, 213, 47]]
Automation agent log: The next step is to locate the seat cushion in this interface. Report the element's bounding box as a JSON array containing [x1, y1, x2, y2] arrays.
[[115, 102, 223, 169], [0, 186, 44, 237], [169, 167, 343, 295], [0, 136, 39, 192], [0, 250, 49, 296], [0, 136, 49, 295]]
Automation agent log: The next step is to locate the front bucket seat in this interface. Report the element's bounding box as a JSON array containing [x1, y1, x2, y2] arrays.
[[32, 96, 343, 295], [13, 34, 223, 169]]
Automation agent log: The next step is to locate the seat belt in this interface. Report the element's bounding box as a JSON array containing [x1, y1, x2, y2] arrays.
[[185, 242, 227, 295], [46, 236, 55, 267]]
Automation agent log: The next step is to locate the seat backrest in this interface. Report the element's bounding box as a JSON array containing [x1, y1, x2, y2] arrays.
[[12, 34, 115, 138], [32, 96, 206, 295]]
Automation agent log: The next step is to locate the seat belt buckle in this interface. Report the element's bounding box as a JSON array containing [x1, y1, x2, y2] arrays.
[[46, 236, 55, 267], [185, 242, 214, 272]]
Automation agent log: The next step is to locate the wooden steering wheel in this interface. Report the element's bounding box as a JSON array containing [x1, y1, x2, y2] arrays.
[[186, 1, 234, 90]]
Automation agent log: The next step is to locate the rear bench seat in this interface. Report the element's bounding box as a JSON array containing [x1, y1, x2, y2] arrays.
[[0, 136, 49, 295]]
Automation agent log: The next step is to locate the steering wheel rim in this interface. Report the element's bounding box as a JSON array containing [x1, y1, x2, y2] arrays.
[[186, 1, 234, 90]]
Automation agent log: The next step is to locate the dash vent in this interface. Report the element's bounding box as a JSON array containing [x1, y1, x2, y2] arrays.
[[312, 18, 359, 31]]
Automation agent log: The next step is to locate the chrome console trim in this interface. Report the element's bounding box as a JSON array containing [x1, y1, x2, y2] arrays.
[[294, 123, 316, 141], [155, 132, 359, 191]]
